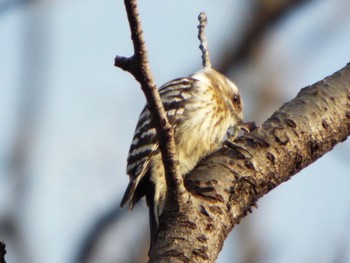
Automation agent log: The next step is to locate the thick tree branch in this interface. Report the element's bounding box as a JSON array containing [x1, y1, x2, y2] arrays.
[[149, 64, 350, 262], [115, 0, 187, 207]]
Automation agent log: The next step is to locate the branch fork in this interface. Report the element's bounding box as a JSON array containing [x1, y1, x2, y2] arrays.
[[115, 1, 350, 261], [115, 0, 187, 209]]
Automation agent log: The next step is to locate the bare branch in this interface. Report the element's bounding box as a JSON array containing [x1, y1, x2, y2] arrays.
[[197, 12, 211, 68], [115, 0, 187, 209], [149, 64, 350, 262]]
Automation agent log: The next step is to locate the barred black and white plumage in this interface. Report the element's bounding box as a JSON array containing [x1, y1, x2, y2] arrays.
[[120, 67, 243, 243]]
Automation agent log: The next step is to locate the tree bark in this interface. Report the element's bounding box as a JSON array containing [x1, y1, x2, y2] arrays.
[[149, 63, 350, 262]]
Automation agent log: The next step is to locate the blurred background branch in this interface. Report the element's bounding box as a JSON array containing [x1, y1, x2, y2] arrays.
[[1, 0, 50, 262], [218, 0, 309, 74], [0, 241, 6, 263]]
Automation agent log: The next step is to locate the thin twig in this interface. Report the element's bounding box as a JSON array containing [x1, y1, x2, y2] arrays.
[[198, 12, 211, 68], [115, 0, 187, 208]]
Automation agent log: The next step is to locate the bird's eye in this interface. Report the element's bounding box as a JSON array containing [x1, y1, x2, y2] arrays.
[[233, 95, 239, 104]]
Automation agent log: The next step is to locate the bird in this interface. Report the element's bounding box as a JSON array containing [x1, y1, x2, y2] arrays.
[[120, 67, 243, 243]]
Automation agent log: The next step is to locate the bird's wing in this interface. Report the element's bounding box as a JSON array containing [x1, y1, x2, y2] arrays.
[[121, 77, 197, 208]]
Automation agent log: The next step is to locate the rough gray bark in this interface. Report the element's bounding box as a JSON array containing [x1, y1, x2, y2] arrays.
[[149, 63, 350, 262]]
